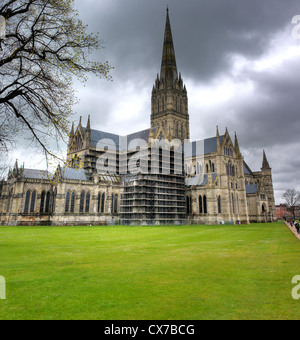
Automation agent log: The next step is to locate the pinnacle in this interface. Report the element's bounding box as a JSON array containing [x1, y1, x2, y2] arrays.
[[262, 150, 271, 170], [160, 7, 178, 84]]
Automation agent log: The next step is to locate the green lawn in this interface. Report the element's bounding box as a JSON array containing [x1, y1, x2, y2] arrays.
[[0, 222, 300, 320]]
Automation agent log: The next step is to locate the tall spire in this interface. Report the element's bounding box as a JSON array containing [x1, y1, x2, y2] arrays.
[[151, 8, 190, 142], [160, 7, 178, 85]]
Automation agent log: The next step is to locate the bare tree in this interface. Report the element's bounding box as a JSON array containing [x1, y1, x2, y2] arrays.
[[0, 0, 112, 164], [283, 189, 300, 219]]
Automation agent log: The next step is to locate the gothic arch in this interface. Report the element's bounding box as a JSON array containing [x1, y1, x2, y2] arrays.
[[65, 192, 71, 213], [24, 191, 31, 213], [199, 195, 203, 214], [30, 191, 36, 213], [203, 195, 207, 214]]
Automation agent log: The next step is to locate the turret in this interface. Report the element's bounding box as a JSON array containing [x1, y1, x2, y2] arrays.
[[85, 115, 91, 148], [68, 122, 75, 152], [261, 150, 271, 171], [216, 126, 220, 152], [234, 132, 242, 158]]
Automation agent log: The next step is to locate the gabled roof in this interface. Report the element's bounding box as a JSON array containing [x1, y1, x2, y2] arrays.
[[89, 129, 120, 149], [204, 136, 225, 155], [85, 128, 155, 151], [246, 184, 258, 194], [186, 173, 218, 187], [186, 136, 225, 157], [22, 169, 52, 180], [59, 167, 89, 181]]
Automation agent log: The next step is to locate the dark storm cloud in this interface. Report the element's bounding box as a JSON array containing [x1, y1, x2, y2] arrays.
[[217, 56, 300, 149], [76, 0, 300, 80]]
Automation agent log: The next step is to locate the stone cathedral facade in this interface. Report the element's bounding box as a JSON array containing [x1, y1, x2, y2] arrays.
[[0, 10, 277, 226]]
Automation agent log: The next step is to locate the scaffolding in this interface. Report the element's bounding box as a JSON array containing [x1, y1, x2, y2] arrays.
[[120, 146, 186, 225]]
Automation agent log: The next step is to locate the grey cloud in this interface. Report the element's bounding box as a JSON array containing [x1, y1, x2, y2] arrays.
[[76, 0, 300, 81]]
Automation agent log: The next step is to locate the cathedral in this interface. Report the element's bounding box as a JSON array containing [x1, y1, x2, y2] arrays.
[[0, 9, 277, 226]]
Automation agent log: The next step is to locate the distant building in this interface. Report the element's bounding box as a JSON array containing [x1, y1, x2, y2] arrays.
[[0, 9, 277, 226], [276, 204, 300, 219]]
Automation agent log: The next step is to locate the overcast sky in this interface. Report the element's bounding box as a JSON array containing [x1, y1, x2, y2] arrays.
[[9, 0, 300, 204]]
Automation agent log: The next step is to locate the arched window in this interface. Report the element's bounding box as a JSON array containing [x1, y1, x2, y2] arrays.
[[97, 193, 101, 213], [85, 192, 90, 213], [65, 192, 71, 213], [7, 189, 13, 213], [45, 191, 51, 213], [212, 163, 215, 173], [206, 164, 209, 173], [111, 194, 114, 214], [114, 194, 118, 214], [199, 195, 203, 214], [40, 191, 46, 213], [79, 191, 85, 213], [52, 188, 57, 213], [186, 196, 190, 215], [24, 191, 31, 213], [203, 195, 207, 214], [30, 191, 36, 213], [101, 193, 105, 213], [232, 194, 235, 214], [70, 192, 76, 213], [218, 196, 222, 214]]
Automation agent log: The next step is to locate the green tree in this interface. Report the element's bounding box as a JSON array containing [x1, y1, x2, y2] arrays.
[[0, 0, 112, 162]]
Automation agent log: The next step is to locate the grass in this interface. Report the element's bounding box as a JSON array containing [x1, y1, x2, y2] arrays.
[[0, 221, 300, 320]]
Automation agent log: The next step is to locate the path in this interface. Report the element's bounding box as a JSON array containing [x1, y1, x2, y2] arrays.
[[285, 221, 300, 240]]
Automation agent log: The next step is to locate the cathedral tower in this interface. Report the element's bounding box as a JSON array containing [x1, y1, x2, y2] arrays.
[[151, 8, 190, 142]]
